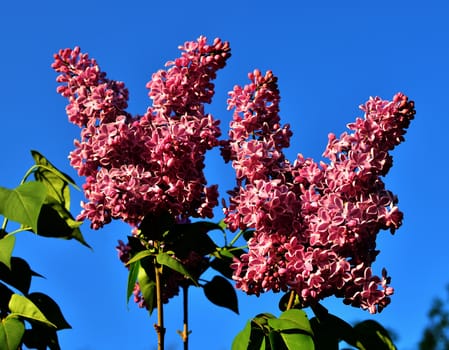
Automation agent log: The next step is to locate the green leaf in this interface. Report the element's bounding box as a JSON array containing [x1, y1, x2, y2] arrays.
[[268, 330, 288, 350], [139, 212, 175, 241], [156, 252, 198, 286], [310, 304, 355, 349], [186, 221, 225, 234], [8, 294, 56, 328], [353, 320, 397, 350], [0, 316, 25, 350], [31, 150, 77, 211], [279, 309, 314, 336], [252, 313, 276, 328], [0, 235, 15, 270], [232, 319, 267, 350], [126, 250, 154, 266], [22, 326, 61, 350], [210, 257, 234, 279], [164, 222, 219, 258], [27, 292, 71, 330], [127, 261, 141, 305], [138, 264, 156, 315], [214, 246, 246, 260], [232, 320, 252, 350], [280, 331, 315, 350], [0, 257, 39, 295], [0, 282, 14, 311], [217, 219, 227, 232], [203, 275, 239, 314], [36, 203, 89, 247], [0, 182, 47, 232]]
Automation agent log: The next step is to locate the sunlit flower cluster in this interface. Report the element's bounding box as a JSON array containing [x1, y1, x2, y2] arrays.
[[52, 37, 231, 229], [223, 71, 415, 313], [55, 36, 415, 314]]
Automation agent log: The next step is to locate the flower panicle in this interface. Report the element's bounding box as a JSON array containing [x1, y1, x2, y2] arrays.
[[53, 37, 231, 230], [225, 82, 415, 314]]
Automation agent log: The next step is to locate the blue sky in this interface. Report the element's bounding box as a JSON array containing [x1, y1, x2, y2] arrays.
[[1, 1, 448, 349]]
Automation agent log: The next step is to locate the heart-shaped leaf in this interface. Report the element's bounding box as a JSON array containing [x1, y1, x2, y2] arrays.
[[353, 320, 397, 350], [0, 182, 47, 232], [0, 235, 15, 270], [0, 316, 25, 350], [278, 309, 314, 336], [22, 326, 60, 350], [31, 150, 77, 211], [36, 203, 89, 248], [203, 275, 239, 314], [0, 257, 40, 295], [8, 294, 56, 328], [27, 292, 71, 330]]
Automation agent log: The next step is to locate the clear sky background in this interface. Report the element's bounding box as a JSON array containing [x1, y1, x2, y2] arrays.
[[1, 1, 448, 349]]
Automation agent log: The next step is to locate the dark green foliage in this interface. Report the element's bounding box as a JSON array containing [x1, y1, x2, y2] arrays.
[[125, 218, 240, 316], [0, 151, 85, 349], [232, 310, 314, 350], [203, 276, 239, 314], [310, 303, 396, 350]]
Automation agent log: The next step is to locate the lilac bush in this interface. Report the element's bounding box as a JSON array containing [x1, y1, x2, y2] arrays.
[[52, 36, 415, 349]]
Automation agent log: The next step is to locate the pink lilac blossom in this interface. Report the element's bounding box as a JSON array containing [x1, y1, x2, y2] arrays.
[[52, 37, 231, 229], [223, 70, 415, 314]]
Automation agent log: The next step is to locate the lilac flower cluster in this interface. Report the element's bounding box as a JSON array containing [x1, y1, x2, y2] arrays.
[[54, 37, 415, 314], [223, 70, 415, 313], [52, 37, 231, 229]]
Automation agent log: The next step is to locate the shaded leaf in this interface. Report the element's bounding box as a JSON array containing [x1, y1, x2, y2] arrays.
[[22, 325, 61, 350], [203, 275, 239, 314], [353, 320, 397, 350], [0, 182, 47, 232], [280, 331, 315, 350], [0, 257, 37, 295], [156, 252, 198, 286], [232, 319, 267, 350], [0, 235, 15, 270], [310, 317, 340, 350], [139, 212, 175, 241], [0, 282, 14, 311], [0, 316, 25, 350], [8, 294, 56, 328], [31, 150, 77, 211], [210, 257, 234, 279], [36, 203, 89, 248], [27, 292, 71, 330], [242, 228, 255, 241], [268, 330, 288, 350], [165, 222, 219, 258]]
